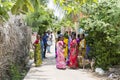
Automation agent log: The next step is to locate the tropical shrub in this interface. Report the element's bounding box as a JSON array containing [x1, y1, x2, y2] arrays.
[[80, 0, 120, 69], [0, 1, 13, 21], [25, 0, 55, 34]]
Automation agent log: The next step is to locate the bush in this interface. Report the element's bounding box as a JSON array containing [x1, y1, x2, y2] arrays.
[[29, 51, 34, 59], [80, 0, 120, 69], [9, 64, 22, 80]]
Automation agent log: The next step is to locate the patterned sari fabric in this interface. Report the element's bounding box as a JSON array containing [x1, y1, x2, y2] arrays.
[[64, 38, 68, 59], [78, 39, 86, 66], [66, 36, 72, 65], [79, 39, 86, 57], [34, 40, 42, 67], [56, 41, 66, 69], [69, 39, 78, 68]]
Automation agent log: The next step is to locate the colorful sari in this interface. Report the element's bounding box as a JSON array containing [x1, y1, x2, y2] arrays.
[[76, 38, 81, 57], [34, 40, 42, 67], [64, 38, 68, 59], [69, 39, 78, 68], [78, 39, 86, 67], [56, 41, 66, 69], [66, 36, 72, 65], [79, 39, 86, 57], [76, 38, 81, 45]]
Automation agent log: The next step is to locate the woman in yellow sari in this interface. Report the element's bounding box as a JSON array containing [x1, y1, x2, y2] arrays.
[[79, 34, 86, 57], [33, 35, 42, 67], [64, 32, 69, 60], [78, 34, 86, 67]]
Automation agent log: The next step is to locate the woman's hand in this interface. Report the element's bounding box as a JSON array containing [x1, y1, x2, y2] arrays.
[[63, 44, 66, 48], [33, 43, 36, 49]]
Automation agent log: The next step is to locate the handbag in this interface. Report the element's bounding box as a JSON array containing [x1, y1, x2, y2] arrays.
[[47, 40, 52, 46]]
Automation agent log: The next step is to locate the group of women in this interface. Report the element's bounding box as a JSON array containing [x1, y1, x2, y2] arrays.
[[56, 31, 86, 69], [32, 31, 86, 68]]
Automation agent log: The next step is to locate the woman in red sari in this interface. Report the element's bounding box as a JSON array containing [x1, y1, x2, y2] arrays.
[[69, 32, 78, 69]]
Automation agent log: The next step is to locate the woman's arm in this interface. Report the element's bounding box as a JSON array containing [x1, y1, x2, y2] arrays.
[[33, 40, 39, 48]]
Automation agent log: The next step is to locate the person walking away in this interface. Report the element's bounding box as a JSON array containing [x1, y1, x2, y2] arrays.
[[33, 35, 42, 67], [76, 34, 81, 45], [79, 34, 86, 58], [51, 32, 53, 44], [66, 31, 72, 65], [78, 34, 86, 67], [76, 34, 81, 56], [40, 35, 44, 60], [69, 32, 78, 69], [56, 35, 66, 69], [76, 34, 81, 65], [47, 31, 52, 53], [63, 31, 69, 60], [55, 31, 61, 58], [43, 32, 48, 59]]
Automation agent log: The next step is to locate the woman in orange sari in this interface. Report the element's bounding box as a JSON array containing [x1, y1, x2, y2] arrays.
[[69, 32, 78, 69]]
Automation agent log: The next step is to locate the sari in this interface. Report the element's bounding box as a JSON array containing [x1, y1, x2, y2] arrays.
[[76, 38, 81, 44], [56, 41, 66, 69], [34, 40, 42, 67], [66, 36, 72, 65], [76, 38, 81, 57], [79, 39, 86, 57], [69, 39, 78, 68], [64, 38, 68, 59], [78, 39, 86, 66]]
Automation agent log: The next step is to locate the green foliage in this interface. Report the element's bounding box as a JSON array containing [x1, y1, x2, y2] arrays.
[[80, 0, 120, 69], [0, 0, 34, 21], [54, 0, 98, 14], [7, 63, 28, 80], [9, 64, 22, 80], [0, 1, 13, 21], [29, 51, 34, 59], [25, 2, 54, 34], [11, 0, 34, 14]]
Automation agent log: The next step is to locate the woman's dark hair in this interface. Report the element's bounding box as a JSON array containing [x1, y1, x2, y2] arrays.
[[58, 34, 63, 41], [82, 34, 85, 38], [71, 32, 76, 39], [57, 31, 61, 35], [71, 32, 75, 35], [77, 34, 80, 38], [64, 32, 69, 39], [72, 32, 76, 37]]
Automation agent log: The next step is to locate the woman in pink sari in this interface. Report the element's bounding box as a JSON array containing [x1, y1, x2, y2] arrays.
[[69, 32, 78, 69], [56, 35, 66, 69]]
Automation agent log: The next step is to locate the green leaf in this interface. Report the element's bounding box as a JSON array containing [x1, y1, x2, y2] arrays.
[[24, 0, 34, 12], [11, 0, 34, 15]]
